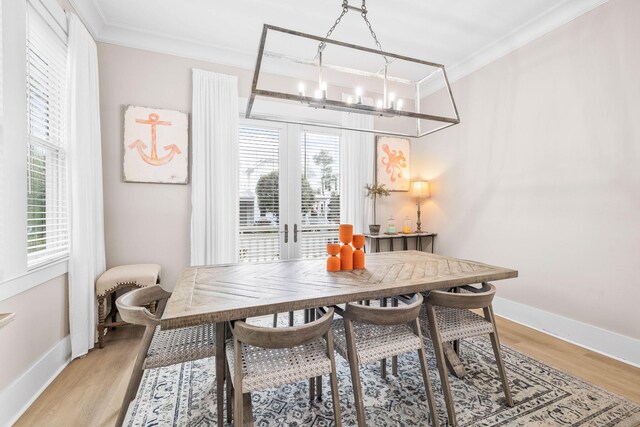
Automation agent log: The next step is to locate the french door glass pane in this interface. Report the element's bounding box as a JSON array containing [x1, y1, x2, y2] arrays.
[[300, 131, 340, 258], [238, 126, 280, 262]]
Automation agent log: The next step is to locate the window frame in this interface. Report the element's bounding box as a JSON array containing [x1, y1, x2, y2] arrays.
[[0, 0, 69, 301]]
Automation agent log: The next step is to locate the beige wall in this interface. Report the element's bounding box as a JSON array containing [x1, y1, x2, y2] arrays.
[[98, 43, 258, 287], [0, 275, 69, 390], [98, 43, 414, 286], [413, 0, 639, 339]]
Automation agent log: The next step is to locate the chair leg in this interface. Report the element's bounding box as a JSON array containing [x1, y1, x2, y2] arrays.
[[325, 328, 342, 426], [226, 363, 233, 424], [344, 320, 366, 427], [288, 311, 294, 327], [97, 296, 105, 348], [485, 306, 514, 407], [111, 292, 118, 328], [316, 374, 323, 401], [272, 313, 278, 327], [115, 325, 155, 427], [426, 304, 458, 427], [242, 393, 254, 426], [234, 383, 243, 427], [414, 320, 440, 427]]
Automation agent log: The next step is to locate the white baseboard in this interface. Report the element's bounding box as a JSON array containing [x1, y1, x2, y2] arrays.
[[0, 335, 71, 426], [493, 297, 640, 368]]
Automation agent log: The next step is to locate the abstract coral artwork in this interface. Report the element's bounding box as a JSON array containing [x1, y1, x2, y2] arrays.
[[123, 105, 189, 184], [376, 136, 410, 191]]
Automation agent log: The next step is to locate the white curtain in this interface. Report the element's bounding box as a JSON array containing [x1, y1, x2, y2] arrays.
[[66, 13, 106, 358], [190, 69, 239, 265], [340, 111, 375, 234]]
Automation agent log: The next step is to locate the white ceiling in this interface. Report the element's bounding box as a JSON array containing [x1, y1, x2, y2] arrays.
[[70, 0, 607, 82]]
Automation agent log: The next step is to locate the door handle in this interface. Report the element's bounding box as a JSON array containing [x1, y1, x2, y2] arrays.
[[294, 223, 299, 243], [283, 223, 289, 243]]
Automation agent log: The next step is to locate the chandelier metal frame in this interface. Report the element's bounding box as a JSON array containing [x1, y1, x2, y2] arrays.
[[246, 1, 460, 138]]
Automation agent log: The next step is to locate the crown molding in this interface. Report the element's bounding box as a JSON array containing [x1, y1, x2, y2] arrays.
[[98, 22, 256, 71], [445, 0, 610, 84], [66, 0, 107, 39], [82, 0, 609, 81]]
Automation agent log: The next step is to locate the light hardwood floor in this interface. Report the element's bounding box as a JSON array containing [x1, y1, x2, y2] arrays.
[[16, 316, 640, 427]]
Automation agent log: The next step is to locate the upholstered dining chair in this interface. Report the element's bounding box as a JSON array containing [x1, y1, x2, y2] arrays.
[[421, 282, 513, 427], [226, 307, 342, 427], [115, 285, 216, 427], [331, 293, 440, 427]]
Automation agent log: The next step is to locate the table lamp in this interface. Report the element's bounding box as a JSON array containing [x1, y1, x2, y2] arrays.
[[410, 181, 430, 233]]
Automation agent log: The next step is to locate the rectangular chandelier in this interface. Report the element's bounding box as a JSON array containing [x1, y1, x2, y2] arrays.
[[246, 24, 460, 138]]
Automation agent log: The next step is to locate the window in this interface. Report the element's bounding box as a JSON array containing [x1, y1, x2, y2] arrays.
[[25, 5, 68, 267], [238, 126, 281, 262], [237, 123, 341, 262], [300, 131, 340, 258]]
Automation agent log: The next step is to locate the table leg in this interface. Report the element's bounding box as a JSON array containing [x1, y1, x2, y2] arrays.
[[431, 235, 435, 254], [403, 236, 408, 250], [380, 297, 387, 378], [216, 323, 226, 426], [376, 239, 380, 253], [392, 298, 399, 375], [418, 236, 423, 251], [390, 238, 394, 251], [443, 342, 466, 378], [308, 308, 315, 401]]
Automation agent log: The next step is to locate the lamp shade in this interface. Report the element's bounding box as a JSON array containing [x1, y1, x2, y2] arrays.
[[410, 181, 430, 198]]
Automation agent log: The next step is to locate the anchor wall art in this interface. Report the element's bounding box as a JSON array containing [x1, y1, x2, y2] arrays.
[[376, 136, 411, 191], [123, 105, 189, 184]]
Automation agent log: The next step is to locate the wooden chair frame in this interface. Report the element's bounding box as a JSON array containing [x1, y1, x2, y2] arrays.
[[425, 283, 513, 427], [334, 294, 440, 427], [114, 285, 171, 427], [227, 308, 342, 427]]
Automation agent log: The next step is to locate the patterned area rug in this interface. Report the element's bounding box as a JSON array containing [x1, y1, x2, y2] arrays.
[[124, 318, 640, 426]]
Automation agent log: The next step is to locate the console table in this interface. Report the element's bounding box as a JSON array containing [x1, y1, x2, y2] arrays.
[[366, 232, 437, 253]]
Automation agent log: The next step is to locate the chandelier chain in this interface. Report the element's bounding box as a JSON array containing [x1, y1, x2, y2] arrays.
[[317, 0, 389, 64], [318, 0, 349, 54], [361, 6, 389, 63]]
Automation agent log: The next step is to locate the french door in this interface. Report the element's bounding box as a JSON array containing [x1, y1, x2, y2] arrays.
[[238, 123, 341, 262]]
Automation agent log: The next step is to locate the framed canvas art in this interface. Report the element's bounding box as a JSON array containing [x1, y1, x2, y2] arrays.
[[123, 105, 188, 184], [376, 136, 410, 191]]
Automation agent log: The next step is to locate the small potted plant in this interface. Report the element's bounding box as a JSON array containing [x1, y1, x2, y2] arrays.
[[365, 183, 390, 235]]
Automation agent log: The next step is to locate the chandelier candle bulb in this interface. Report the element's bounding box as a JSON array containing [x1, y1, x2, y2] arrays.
[[346, 96, 353, 104], [376, 99, 383, 109], [355, 87, 363, 104], [298, 83, 305, 97], [397, 99, 403, 110], [388, 92, 395, 109], [314, 89, 322, 99], [320, 81, 328, 99]]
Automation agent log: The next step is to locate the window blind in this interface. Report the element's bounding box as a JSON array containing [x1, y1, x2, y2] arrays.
[[238, 126, 280, 262], [300, 131, 340, 259], [26, 4, 69, 266]]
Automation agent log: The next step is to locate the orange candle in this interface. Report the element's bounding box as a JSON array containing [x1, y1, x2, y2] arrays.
[[326, 243, 341, 272], [340, 244, 353, 271], [352, 234, 365, 269]]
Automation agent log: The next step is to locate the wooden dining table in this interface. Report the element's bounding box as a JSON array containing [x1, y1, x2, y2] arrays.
[[161, 250, 518, 426]]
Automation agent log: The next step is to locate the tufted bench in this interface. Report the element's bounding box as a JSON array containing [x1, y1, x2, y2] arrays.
[[95, 264, 161, 348]]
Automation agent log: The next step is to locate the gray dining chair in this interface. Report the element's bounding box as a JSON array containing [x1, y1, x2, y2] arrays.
[[225, 307, 342, 427], [331, 293, 440, 427], [115, 285, 216, 427], [421, 283, 513, 427]]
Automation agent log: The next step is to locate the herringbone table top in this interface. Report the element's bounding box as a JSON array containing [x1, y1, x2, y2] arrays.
[[162, 251, 517, 329]]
